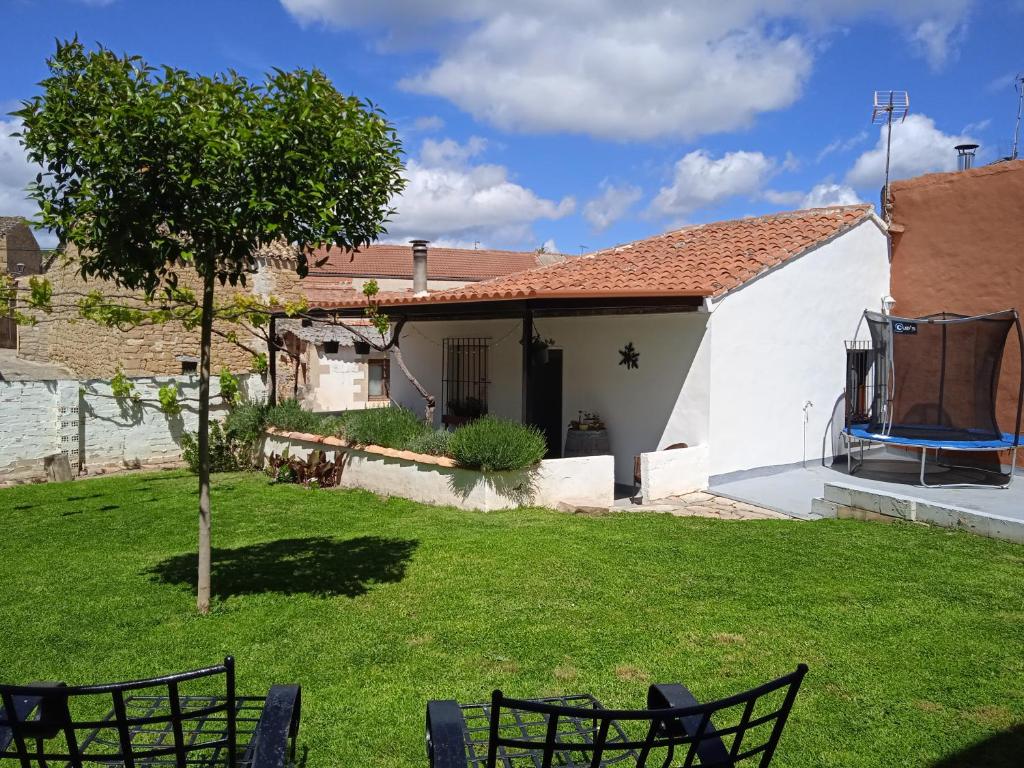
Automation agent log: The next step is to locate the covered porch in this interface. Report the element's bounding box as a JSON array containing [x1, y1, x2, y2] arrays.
[[269, 294, 712, 491]]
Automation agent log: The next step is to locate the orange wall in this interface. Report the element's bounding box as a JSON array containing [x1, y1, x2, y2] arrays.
[[889, 160, 1024, 443]]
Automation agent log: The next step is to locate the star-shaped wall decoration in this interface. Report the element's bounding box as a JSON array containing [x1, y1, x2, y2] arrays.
[[618, 342, 639, 370]]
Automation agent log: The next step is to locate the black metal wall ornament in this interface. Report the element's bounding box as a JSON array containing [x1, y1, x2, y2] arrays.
[[618, 342, 639, 369]]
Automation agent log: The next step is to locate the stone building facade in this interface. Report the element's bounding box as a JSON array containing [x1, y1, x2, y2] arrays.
[[17, 244, 306, 378], [0, 217, 43, 277]]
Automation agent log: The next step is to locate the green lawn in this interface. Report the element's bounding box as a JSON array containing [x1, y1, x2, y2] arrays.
[[1, 471, 1022, 767]]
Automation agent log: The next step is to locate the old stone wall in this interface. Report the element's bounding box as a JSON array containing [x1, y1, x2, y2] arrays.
[[0, 223, 43, 276], [0, 372, 267, 481], [17, 248, 307, 378]]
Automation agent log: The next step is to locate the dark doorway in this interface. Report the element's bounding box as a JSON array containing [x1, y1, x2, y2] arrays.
[[528, 348, 563, 458]]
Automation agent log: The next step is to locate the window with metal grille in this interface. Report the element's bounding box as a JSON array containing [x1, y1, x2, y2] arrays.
[[368, 358, 390, 400], [442, 338, 489, 422]]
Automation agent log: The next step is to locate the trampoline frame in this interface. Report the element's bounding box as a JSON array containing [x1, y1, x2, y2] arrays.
[[843, 309, 1024, 490]]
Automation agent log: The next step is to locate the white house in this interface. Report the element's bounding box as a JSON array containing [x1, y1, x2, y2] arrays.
[[288, 205, 890, 497]]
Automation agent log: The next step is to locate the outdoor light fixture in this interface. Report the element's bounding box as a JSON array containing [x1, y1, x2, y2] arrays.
[[881, 295, 896, 315]]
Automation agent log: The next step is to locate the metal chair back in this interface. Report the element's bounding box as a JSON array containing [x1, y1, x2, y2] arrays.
[[0, 657, 238, 768], [484, 665, 807, 768]]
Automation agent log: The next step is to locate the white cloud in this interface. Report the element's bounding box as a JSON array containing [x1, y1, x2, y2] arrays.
[[816, 131, 869, 163], [281, 1, 972, 140], [650, 149, 775, 219], [0, 120, 37, 219], [411, 115, 445, 132], [800, 183, 862, 208], [846, 113, 977, 188], [384, 136, 574, 247], [583, 180, 642, 232]]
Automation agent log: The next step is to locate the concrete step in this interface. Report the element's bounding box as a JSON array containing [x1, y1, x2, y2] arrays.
[[823, 482, 1024, 543]]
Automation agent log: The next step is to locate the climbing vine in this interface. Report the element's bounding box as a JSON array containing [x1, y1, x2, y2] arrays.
[[157, 384, 182, 415]]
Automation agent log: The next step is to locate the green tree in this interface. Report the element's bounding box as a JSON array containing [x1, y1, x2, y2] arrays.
[[14, 40, 404, 613]]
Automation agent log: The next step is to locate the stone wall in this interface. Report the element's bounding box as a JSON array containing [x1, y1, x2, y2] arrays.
[[17, 247, 307, 378], [0, 372, 266, 481], [0, 223, 43, 276]]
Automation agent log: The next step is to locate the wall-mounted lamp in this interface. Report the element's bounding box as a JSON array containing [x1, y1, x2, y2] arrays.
[[881, 295, 896, 315]]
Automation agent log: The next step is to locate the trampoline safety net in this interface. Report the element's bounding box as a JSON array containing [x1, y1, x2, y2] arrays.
[[845, 310, 1024, 445]]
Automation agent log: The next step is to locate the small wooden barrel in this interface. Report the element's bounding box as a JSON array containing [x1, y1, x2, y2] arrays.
[[564, 428, 610, 457]]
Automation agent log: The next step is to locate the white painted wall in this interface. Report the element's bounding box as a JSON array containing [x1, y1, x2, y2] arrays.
[[303, 345, 390, 412], [0, 373, 266, 480], [391, 313, 709, 485], [263, 431, 613, 511], [706, 218, 890, 476], [543, 313, 710, 484], [640, 444, 710, 500], [390, 319, 523, 425]]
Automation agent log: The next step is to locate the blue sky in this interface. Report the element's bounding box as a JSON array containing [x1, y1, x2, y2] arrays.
[[1, 0, 1022, 252]]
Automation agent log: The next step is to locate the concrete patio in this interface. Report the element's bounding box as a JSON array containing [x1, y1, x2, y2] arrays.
[[710, 449, 1024, 542]]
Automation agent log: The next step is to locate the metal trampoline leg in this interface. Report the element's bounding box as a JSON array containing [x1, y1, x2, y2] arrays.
[[1004, 445, 1019, 489], [919, 448, 928, 486]]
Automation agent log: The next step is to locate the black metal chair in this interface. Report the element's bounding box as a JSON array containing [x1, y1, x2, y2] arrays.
[[0, 657, 300, 768], [426, 665, 807, 768]]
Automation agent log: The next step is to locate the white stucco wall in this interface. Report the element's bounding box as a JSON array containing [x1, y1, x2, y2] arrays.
[[543, 313, 710, 484], [390, 319, 523, 426], [0, 373, 266, 480], [303, 345, 390, 412], [263, 431, 613, 511], [640, 444, 710, 500], [705, 218, 890, 476]]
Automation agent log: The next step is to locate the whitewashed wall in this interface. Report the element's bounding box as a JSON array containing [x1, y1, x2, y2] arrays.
[[542, 313, 710, 484], [303, 345, 391, 412], [0, 373, 266, 481], [391, 313, 709, 486], [706, 218, 890, 476], [263, 430, 614, 511], [390, 319, 523, 425]]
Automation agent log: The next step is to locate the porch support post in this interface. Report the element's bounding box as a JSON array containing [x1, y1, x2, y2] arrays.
[[268, 315, 277, 407], [521, 311, 533, 423]]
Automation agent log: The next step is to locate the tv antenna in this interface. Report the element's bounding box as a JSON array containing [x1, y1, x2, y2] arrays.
[[1012, 74, 1024, 160], [871, 90, 909, 220]]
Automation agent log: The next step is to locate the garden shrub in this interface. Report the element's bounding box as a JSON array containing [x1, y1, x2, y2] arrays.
[[406, 427, 452, 457], [343, 406, 429, 450], [448, 417, 547, 471], [223, 400, 272, 466], [264, 399, 337, 435], [181, 421, 242, 474]]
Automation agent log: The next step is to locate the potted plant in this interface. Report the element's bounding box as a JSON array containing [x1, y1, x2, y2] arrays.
[[520, 331, 556, 365], [442, 395, 487, 428]]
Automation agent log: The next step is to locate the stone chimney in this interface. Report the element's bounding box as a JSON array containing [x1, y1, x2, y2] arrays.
[[410, 239, 429, 296]]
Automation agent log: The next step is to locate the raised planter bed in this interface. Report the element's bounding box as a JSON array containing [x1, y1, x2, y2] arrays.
[[262, 428, 613, 512]]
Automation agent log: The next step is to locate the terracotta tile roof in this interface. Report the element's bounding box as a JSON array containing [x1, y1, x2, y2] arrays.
[[309, 243, 547, 281], [304, 206, 876, 311]]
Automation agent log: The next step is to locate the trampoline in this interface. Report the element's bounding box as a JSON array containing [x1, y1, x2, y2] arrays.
[[843, 309, 1024, 488]]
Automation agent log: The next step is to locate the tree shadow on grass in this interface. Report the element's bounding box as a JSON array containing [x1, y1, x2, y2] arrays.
[[930, 725, 1024, 768], [144, 536, 418, 599]]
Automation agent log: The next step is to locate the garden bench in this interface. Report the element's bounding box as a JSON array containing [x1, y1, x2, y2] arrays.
[[0, 657, 300, 768], [426, 664, 806, 768]]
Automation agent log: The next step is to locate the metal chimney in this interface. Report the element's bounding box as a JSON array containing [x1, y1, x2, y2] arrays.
[[955, 143, 979, 170], [410, 239, 429, 296]]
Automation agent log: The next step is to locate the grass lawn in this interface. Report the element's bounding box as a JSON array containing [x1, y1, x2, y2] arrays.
[[1, 470, 1022, 767]]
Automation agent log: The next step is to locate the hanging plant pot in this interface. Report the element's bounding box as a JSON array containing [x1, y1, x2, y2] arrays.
[[533, 345, 550, 365], [353, 340, 371, 355]]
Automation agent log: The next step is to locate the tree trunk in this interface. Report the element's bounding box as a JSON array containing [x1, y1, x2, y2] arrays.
[[392, 344, 435, 423], [196, 269, 215, 615]]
